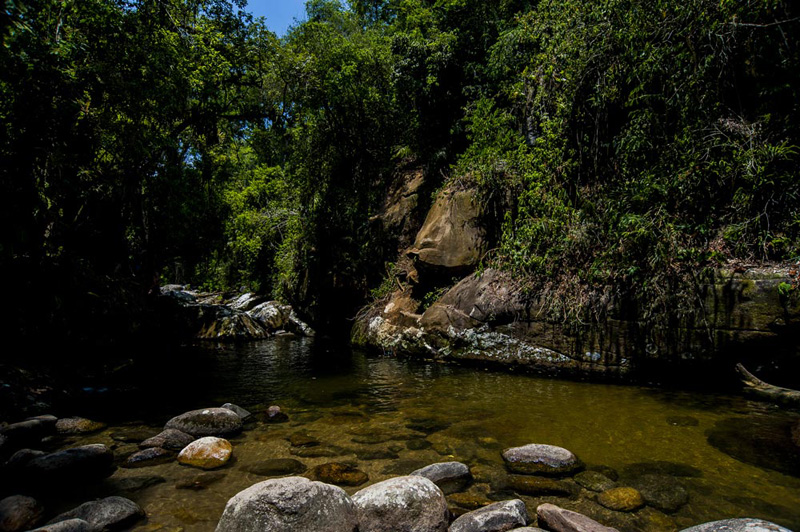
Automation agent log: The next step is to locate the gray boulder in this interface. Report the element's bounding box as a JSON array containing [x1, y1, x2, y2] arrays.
[[215, 477, 357, 532], [164, 408, 243, 437], [449, 500, 528, 532], [139, 428, 195, 450], [222, 403, 253, 421], [536, 503, 618, 532], [680, 519, 792, 532], [352, 476, 449, 532], [48, 496, 144, 531], [410, 461, 472, 494], [28, 519, 93, 532], [502, 444, 581, 475], [0, 495, 44, 531]]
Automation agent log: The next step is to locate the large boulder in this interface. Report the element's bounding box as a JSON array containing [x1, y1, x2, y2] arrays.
[[139, 428, 195, 450], [502, 444, 581, 476], [410, 461, 472, 494], [0, 495, 44, 531], [48, 496, 144, 531], [407, 187, 487, 274], [352, 476, 449, 532], [215, 477, 357, 532], [23, 444, 115, 486], [177, 437, 232, 469], [680, 519, 792, 532], [164, 408, 243, 437], [247, 302, 292, 330], [449, 499, 529, 532], [536, 503, 618, 532]]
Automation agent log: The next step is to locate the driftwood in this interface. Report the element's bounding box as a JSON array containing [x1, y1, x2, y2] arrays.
[[736, 363, 800, 409]]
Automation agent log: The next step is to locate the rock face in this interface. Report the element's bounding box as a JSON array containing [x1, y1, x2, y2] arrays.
[[0, 495, 44, 531], [215, 477, 357, 532], [536, 503, 619, 532], [230, 293, 264, 312], [352, 476, 449, 532], [502, 444, 581, 475], [408, 187, 487, 273], [139, 429, 195, 450], [449, 499, 529, 532], [165, 408, 243, 437], [177, 437, 232, 469], [680, 519, 792, 532], [410, 461, 472, 494], [248, 301, 291, 330], [48, 497, 144, 531]]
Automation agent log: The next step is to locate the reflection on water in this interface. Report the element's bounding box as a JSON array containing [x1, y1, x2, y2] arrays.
[[61, 337, 800, 531]]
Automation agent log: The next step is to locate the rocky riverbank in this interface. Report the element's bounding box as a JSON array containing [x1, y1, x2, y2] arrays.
[[1, 400, 796, 531]]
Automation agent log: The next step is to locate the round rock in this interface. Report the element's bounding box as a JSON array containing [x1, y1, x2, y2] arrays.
[[352, 475, 449, 532], [502, 444, 581, 476], [449, 499, 529, 532], [178, 437, 232, 469], [597, 487, 644, 512], [0, 495, 44, 531], [165, 408, 242, 438], [215, 476, 357, 532], [139, 429, 195, 451], [47, 496, 144, 531], [410, 461, 472, 494], [681, 519, 792, 532]]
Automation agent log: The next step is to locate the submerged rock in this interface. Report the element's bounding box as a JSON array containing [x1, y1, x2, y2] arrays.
[[241, 458, 307, 477], [706, 416, 800, 478], [175, 472, 226, 491], [410, 461, 472, 494], [574, 471, 616, 492], [288, 432, 320, 447], [680, 519, 792, 532], [106, 475, 166, 492], [263, 406, 289, 423], [177, 437, 232, 470], [621, 461, 702, 479], [666, 416, 699, 427], [536, 503, 619, 532], [352, 476, 449, 532], [628, 474, 688, 513], [139, 428, 195, 451], [48, 496, 144, 531], [309, 462, 368, 486], [449, 499, 528, 532], [0, 495, 44, 531], [597, 487, 645, 512], [55, 417, 106, 435], [502, 444, 581, 476], [164, 408, 243, 438], [506, 475, 576, 497], [215, 477, 357, 532]]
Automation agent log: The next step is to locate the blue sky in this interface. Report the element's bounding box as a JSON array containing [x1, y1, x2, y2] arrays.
[[245, 0, 308, 36]]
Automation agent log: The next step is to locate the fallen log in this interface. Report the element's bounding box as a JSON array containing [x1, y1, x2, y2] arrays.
[[735, 363, 800, 409]]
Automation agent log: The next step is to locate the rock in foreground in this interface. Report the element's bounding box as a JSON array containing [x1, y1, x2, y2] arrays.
[[537, 503, 619, 532], [352, 476, 449, 532], [48, 496, 144, 531], [680, 519, 792, 532], [502, 444, 581, 475], [165, 408, 243, 437], [449, 499, 529, 532], [215, 477, 357, 532], [178, 437, 232, 469]]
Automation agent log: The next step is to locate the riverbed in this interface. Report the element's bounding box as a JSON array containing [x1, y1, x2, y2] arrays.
[[58, 336, 800, 531]]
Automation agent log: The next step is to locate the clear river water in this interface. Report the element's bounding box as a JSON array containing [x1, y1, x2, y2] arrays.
[[58, 336, 800, 531]]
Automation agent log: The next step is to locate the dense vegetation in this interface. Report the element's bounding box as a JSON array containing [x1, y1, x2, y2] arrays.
[[2, 0, 798, 343]]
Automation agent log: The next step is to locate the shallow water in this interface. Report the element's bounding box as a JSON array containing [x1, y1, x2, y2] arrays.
[[62, 336, 800, 531]]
